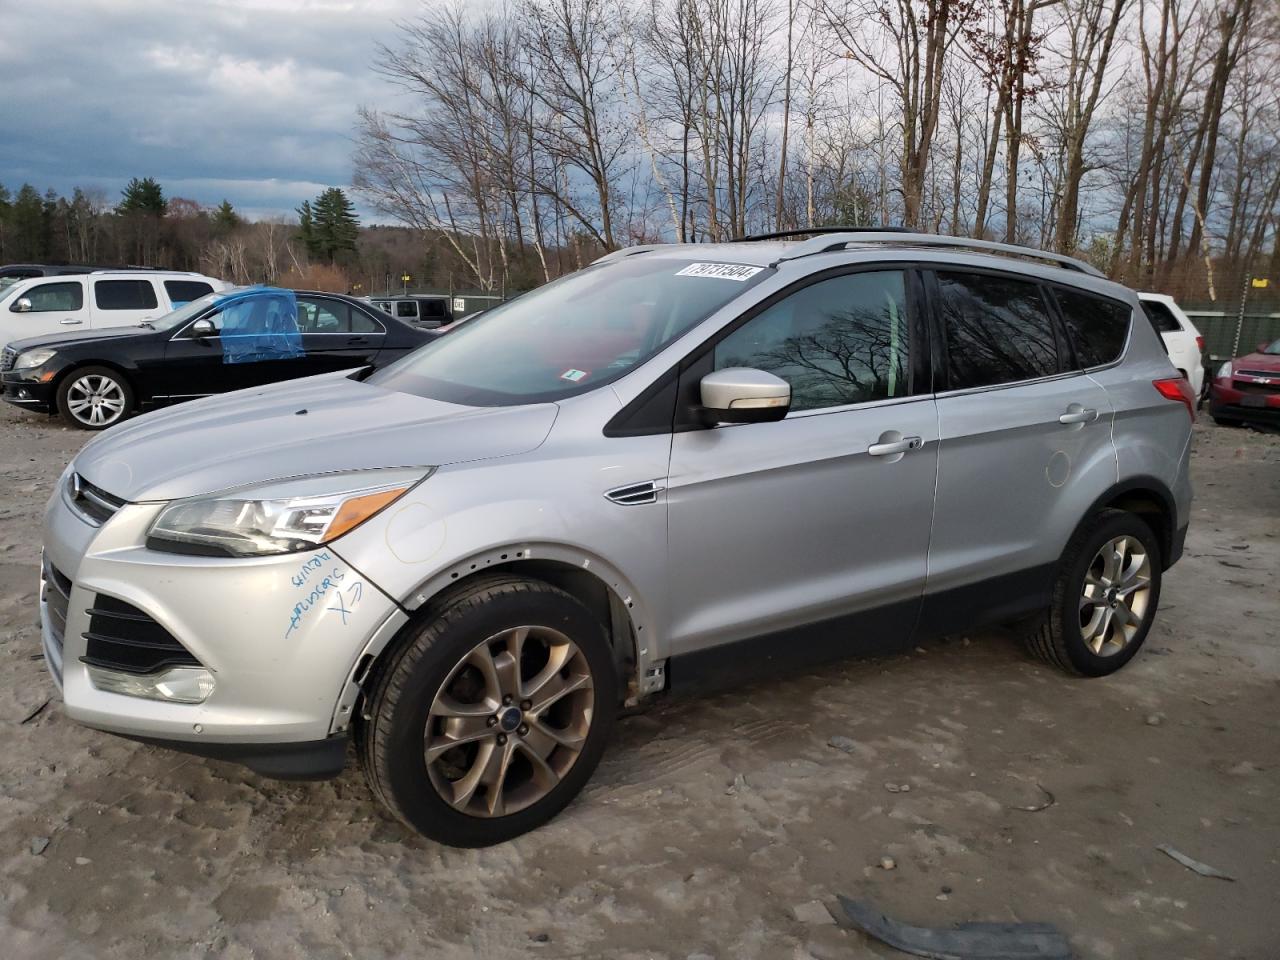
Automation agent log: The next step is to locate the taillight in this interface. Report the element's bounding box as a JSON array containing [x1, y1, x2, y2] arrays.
[[1154, 377, 1196, 421], [1195, 335, 1205, 353]]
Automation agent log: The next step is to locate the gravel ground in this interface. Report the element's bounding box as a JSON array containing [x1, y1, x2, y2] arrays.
[[0, 404, 1277, 960]]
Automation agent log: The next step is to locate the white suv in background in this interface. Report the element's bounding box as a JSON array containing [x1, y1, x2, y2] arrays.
[[0, 271, 230, 347], [1139, 293, 1205, 398]]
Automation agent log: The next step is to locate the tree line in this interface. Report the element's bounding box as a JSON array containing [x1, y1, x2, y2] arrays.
[[354, 0, 1280, 302]]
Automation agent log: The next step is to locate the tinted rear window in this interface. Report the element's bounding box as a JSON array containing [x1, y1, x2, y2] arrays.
[[395, 301, 417, 318], [1140, 300, 1182, 333], [165, 280, 214, 305], [936, 271, 1060, 389], [95, 279, 158, 310], [1053, 287, 1131, 368]]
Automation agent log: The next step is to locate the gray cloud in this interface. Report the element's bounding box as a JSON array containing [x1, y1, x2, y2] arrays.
[[0, 0, 418, 218]]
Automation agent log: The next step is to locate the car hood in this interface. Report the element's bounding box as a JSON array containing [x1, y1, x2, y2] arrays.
[[73, 371, 559, 501], [7, 324, 153, 352], [1234, 351, 1280, 372]]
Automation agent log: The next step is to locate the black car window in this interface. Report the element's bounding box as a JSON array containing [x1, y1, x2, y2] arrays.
[[714, 270, 910, 412], [95, 279, 158, 310], [936, 271, 1059, 389], [421, 299, 447, 319], [1140, 299, 1182, 334], [13, 281, 84, 313], [1054, 287, 1131, 368], [165, 280, 214, 305], [296, 297, 350, 333], [395, 301, 417, 319]]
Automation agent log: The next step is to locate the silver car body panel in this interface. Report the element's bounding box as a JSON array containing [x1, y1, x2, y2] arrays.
[[38, 242, 1193, 753]]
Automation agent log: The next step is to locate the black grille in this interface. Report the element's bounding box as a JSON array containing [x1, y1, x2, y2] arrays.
[[0, 346, 15, 372], [66, 474, 126, 525], [41, 557, 71, 654], [1233, 379, 1280, 395], [81, 595, 201, 675]]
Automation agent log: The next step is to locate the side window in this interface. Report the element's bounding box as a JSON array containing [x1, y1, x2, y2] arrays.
[[1054, 287, 1131, 368], [714, 270, 910, 412], [296, 298, 350, 333], [350, 306, 381, 333], [1140, 300, 1182, 334], [165, 280, 214, 305], [94, 279, 159, 311], [12, 281, 84, 313], [936, 271, 1059, 389], [395, 301, 418, 319], [421, 299, 447, 319]]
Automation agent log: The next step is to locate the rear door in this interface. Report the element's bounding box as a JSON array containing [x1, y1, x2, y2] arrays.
[[665, 267, 938, 677], [295, 295, 386, 372], [920, 268, 1116, 632], [90, 278, 162, 328]]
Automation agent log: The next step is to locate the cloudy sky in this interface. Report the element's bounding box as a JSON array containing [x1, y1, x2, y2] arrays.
[[0, 0, 420, 220]]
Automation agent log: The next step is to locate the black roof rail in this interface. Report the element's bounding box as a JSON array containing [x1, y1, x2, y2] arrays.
[[733, 226, 910, 242]]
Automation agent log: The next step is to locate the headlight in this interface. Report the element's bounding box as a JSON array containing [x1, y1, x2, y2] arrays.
[[147, 467, 430, 557], [1217, 361, 1232, 380], [14, 348, 56, 370]]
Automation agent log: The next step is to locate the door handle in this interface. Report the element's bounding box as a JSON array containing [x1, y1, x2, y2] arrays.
[[868, 435, 923, 457], [1058, 407, 1099, 425], [60, 318, 83, 325], [347, 337, 369, 345]]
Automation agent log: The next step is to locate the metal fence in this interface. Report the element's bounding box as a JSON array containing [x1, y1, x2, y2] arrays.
[[1182, 309, 1280, 362]]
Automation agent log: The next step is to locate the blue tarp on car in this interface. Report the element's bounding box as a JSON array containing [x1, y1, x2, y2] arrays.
[[217, 287, 304, 365]]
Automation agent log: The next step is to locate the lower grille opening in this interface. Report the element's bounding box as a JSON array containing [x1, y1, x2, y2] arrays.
[[41, 558, 71, 654], [81, 595, 201, 675]]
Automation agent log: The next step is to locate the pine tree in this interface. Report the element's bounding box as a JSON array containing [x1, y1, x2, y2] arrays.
[[298, 188, 359, 263], [11, 184, 46, 259], [117, 176, 167, 216], [212, 199, 241, 233]]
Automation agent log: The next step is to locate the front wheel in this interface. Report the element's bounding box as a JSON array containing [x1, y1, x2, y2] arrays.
[[1023, 509, 1163, 676], [358, 576, 618, 846], [56, 366, 134, 430]]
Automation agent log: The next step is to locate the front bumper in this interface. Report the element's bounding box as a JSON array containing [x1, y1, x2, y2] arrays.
[[39, 475, 408, 776], [1209, 383, 1280, 424], [1, 370, 57, 411]]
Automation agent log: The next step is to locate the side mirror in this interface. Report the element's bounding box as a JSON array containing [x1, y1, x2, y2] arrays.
[[13, 297, 32, 313], [699, 367, 791, 424], [190, 318, 216, 338]]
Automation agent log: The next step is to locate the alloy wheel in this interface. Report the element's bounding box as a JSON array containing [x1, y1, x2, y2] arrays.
[[66, 374, 126, 427], [1079, 535, 1153, 656], [425, 625, 594, 818]]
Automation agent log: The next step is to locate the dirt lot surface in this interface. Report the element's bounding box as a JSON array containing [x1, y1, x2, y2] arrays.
[[0, 404, 1277, 960]]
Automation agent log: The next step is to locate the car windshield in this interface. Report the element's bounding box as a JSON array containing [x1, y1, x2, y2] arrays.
[[367, 256, 768, 405], [149, 289, 241, 330], [1263, 338, 1280, 355]]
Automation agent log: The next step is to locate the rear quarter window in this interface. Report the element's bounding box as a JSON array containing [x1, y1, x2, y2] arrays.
[[164, 280, 214, 305], [1140, 300, 1182, 333], [1053, 287, 1132, 368]]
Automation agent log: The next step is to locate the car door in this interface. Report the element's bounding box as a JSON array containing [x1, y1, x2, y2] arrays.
[[3, 279, 90, 339], [919, 268, 1116, 632], [90, 278, 163, 328], [665, 268, 939, 680], [295, 295, 386, 372]]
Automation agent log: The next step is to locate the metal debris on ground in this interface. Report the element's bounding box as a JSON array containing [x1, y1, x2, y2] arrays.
[[1008, 783, 1056, 813], [1156, 844, 1236, 881], [834, 895, 1073, 960]]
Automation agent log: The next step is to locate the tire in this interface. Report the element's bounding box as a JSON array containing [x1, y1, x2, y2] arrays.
[[56, 365, 134, 430], [358, 575, 618, 847], [1212, 415, 1242, 428], [1023, 509, 1163, 677]]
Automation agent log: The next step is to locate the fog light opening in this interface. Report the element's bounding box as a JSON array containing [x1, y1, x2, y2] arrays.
[[87, 665, 215, 704]]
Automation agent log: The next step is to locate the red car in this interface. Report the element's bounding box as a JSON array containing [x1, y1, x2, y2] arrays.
[[1209, 337, 1280, 427]]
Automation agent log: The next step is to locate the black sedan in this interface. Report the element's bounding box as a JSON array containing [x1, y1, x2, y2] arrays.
[[1, 287, 435, 429]]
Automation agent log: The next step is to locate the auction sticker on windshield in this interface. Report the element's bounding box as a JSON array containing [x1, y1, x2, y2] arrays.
[[675, 262, 763, 281]]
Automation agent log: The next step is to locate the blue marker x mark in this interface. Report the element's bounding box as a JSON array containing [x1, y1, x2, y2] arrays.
[[327, 581, 363, 626]]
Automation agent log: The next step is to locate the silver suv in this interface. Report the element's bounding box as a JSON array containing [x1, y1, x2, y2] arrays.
[[39, 232, 1194, 846]]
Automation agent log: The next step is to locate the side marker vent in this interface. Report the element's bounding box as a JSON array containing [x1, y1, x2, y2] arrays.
[[605, 481, 664, 506]]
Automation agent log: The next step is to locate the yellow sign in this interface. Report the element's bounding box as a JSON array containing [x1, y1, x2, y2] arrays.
[[1252, 277, 1270, 288], [401, 274, 412, 283]]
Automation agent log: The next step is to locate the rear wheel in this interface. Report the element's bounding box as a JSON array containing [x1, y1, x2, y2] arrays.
[[359, 576, 618, 846], [56, 366, 133, 430], [1023, 509, 1162, 676]]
